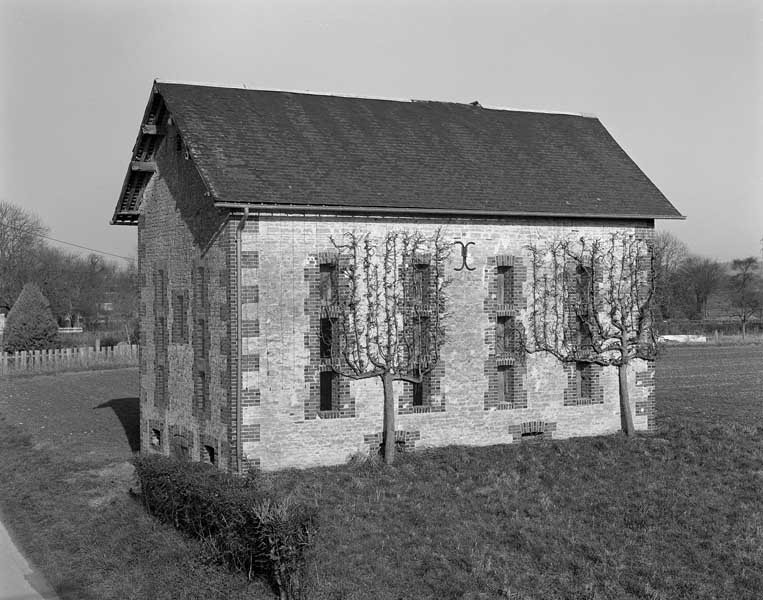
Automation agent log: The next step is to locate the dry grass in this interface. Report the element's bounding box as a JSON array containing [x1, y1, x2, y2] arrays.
[[0, 347, 761, 599]]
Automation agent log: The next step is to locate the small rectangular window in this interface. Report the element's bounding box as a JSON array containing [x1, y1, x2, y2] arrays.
[[497, 266, 514, 305], [156, 317, 166, 351], [320, 318, 333, 359], [172, 293, 187, 343], [320, 263, 336, 303], [203, 444, 216, 465], [576, 265, 592, 311], [496, 317, 515, 354], [412, 317, 430, 361], [576, 316, 593, 349], [498, 365, 514, 404], [320, 371, 335, 411], [155, 364, 166, 405], [195, 370, 207, 414], [412, 374, 430, 407], [198, 319, 206, 358], [150, 428, 162, 449], [155, 270, 166, 304], [576, 362, 592, 398], [413, 264, 430, 305]]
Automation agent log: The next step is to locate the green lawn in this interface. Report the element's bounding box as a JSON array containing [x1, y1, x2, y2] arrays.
[[0, 345, 760, 599]]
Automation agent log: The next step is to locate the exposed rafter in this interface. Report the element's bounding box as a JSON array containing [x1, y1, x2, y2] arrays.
[[111, 88, 167, 225]]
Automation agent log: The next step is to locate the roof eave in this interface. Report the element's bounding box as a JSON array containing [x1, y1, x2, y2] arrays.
[[213, 201, 685, 220]]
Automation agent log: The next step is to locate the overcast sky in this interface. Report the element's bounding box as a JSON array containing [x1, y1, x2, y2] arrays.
[[1, 0, 761, 263]]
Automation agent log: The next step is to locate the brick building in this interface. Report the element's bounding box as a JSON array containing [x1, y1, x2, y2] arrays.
[[112, 81, 682, 471]]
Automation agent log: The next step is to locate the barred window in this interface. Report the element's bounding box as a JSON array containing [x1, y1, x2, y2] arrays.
[[320, 263, 337, 303], [575, 362, 593, 398], [320, 317, 333, 360], [171, 292, 187, 343], [498, 365, 515, 404], [497, 265, 514, 305], [413, 264, 430, 306], [320, 371, 336, 412], [496, 316, 516, 355]]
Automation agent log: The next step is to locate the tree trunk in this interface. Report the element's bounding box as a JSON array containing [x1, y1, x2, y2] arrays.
[[381, 371, 396, 464], [741, 320, 746, 340], [618, 359, 635, 436]]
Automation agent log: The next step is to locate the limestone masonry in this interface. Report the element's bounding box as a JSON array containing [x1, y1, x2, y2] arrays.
[[113, 81, 681, 471]]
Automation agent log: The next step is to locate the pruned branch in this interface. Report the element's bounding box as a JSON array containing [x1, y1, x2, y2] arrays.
[[326, 229, 451, 382], [525, 233, 656, 366]]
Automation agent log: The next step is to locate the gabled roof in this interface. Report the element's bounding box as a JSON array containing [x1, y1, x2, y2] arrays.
[[112, 81, 683, 225]]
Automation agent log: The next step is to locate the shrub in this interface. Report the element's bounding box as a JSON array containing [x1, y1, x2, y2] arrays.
[[133, 455, 315, 599], [3, 283, 58, 352]]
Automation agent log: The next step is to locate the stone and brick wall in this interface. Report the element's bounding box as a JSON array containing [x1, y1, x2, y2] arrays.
[[138, 121, 232, 470], [137, 134, 657, 471], [234, 213, 656, 470]]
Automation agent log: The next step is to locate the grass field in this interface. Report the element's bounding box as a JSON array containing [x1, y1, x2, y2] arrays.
[[0, 345, 760, 599]]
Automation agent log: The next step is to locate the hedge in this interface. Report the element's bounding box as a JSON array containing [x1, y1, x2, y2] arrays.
[[133, 455, 316, 599]]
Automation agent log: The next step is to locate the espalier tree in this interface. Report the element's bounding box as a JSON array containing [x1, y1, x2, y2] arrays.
[[525, 234, 656, 435], [322, 230, 450, 464]]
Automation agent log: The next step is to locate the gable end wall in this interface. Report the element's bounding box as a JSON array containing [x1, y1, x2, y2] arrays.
[[138, 122, 233, 469]]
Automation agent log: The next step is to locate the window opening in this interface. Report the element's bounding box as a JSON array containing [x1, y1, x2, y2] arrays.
[[412, 374, 430, 407], [576, 362, 592, 398], [150, 428, 162, 449], [413, 263, 430, 306], [320, 317, 333, 360], [497, 265, 514, 305], [198, 318, 206, 357], [320, 371, 335, 412], [498, 365, 514, 404], [496, 316, 515, 355], [320, 263, 337, 304], [203, 445, 216, 465], [172, 292, 187, 343]]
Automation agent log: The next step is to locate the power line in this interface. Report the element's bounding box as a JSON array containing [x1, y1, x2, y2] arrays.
[[1, 221, 135, 262]]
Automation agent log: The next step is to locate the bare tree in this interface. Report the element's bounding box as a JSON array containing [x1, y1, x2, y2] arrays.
[[325, 230, 450, 464], [652, 231, 688, 319], [525, 234, 655, 435], [729, 257, 761, 339], [679, 256, 724, 319], [0, 201, 48, 311]]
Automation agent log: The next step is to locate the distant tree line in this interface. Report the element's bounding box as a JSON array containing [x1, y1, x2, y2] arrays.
[[0, 201, 137, 348], [653, 231, 762, 337]]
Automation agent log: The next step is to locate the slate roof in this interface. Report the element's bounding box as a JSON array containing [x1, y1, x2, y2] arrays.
[[112, 81, 682, 224]]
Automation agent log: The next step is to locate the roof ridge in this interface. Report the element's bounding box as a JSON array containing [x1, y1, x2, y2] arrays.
[[153, 78, 595, 118]]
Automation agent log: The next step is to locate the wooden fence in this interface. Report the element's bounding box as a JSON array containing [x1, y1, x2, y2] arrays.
[[0, 344, 139, 376]]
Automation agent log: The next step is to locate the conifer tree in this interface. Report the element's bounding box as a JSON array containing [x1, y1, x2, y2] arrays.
[[4, 283, 58, 352]]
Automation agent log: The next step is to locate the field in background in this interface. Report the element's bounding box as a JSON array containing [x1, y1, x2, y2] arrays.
[[0, 346, 760, 599]]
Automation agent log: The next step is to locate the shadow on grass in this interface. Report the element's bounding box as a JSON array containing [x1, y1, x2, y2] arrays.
[[94, 397, 140, 452]]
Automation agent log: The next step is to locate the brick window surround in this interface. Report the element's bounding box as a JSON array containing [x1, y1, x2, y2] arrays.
[[563, 361, 604, 406], [304, 252, 355, 420], [153, 269, 168, 409], [398, 255, 444, 414], [484, 255, 527, 410], [192, 265, 210, 419]]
